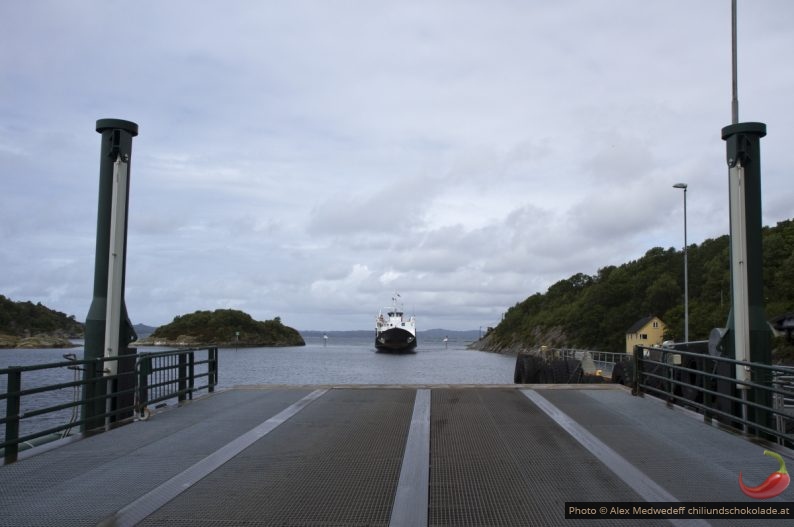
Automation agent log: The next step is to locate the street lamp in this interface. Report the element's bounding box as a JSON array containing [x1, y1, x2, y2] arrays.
[[673, 183, 689, 342]]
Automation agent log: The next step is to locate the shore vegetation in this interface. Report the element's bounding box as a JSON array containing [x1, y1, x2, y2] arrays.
[[479, 218, 794, 359]]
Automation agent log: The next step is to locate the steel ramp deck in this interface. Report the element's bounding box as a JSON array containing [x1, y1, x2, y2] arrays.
[[0, 385, 790, 526]]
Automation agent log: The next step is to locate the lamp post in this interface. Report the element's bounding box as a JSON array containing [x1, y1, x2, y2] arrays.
[[673, 183, 688, 343]]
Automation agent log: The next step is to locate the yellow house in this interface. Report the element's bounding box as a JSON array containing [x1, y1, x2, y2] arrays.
[[625, 315, 666, 354]]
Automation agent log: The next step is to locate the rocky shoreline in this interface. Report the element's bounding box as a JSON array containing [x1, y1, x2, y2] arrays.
[[0, 334, 79, 349], [132, 335, 305, 348], [466, 332, 523, 355]]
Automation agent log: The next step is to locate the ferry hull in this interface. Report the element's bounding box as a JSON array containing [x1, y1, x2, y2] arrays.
[[375, 327, 417, 352]]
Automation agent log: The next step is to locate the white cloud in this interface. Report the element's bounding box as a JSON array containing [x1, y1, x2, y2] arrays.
[[2, 0, 793, 330]]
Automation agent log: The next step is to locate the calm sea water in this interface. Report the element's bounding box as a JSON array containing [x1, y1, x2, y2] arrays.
[[1, 333, 515, 442], [220, 334, 514, 386]]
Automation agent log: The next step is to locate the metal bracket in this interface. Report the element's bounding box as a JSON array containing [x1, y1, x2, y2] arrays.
[[109, 130, 121, 159], [108, 131, 130, 162], [726, 133, 752, 168]]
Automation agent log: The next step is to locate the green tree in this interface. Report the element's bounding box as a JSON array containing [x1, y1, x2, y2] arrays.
[[485, 217, 794, 353]]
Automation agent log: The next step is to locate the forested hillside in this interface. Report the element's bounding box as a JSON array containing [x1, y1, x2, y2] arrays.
[[485, 219, 794, 353], [0, 295, 84, 337]]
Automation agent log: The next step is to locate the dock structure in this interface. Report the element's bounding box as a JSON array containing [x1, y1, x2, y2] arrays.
[[0, 385, 790, 526]]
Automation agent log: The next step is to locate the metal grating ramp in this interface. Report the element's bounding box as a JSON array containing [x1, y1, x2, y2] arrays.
[[0, 389, 314, 527], [429, 388, 669, 527], [2, 385, 788, 527], [536, 388, 788, 527], [137, 388, 415, 527]]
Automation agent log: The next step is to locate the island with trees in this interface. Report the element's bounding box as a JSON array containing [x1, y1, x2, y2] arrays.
[[0, 295, 83, 348], [134, 309, 305, 348]]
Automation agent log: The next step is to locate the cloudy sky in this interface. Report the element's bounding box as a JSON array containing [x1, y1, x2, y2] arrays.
[[1, 1, 792, 331]]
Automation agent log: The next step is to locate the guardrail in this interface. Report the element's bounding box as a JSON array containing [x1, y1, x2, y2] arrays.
[[137, 348, 218, 411], [553, 348, 628, 364], [554, 348, 628, 376], [775, 375, 794, 408], [514, 347, 626, 383], [631, 344, 794, 448], [1, 347, 217, 464]]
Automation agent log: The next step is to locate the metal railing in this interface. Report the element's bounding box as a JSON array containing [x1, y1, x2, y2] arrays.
[[631, 344, 794, 448], [554, 349, 628, 374], [1, 347, 217, 464], [514, 347, 627, 384], [137, 348, 218, 410]]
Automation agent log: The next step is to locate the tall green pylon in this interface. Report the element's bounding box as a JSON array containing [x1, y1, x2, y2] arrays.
[[718, 1, 773, 435], [721, 121, 772, 434], [82, 119, 139, 431]]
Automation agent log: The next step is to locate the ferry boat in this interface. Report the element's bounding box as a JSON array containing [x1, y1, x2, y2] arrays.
[[375, 295, 417, 352]]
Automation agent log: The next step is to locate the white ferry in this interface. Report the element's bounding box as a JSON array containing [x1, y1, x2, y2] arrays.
[[375, 294, 417, 352]]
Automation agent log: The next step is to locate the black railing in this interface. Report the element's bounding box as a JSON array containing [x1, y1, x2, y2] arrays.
[[1, 347, 217, 464], [553, 348, 628, 377], [136, 348, 218, 411], [631, 344, 794, 448]]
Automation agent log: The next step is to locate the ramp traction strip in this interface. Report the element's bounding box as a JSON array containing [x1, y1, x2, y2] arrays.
[[390, 388, 431, 527], [522, 389, 712, 527], [96, 389, 328, 527]]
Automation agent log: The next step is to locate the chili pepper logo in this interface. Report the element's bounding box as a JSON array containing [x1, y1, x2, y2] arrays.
[[738, 450, 790, 500]]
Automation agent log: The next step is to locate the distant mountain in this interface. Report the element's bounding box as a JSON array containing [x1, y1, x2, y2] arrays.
[[300, 329, 482, 342], [300, 330, 371, 339], [419, 329, 482, 341], [133, 323, 158, 338]]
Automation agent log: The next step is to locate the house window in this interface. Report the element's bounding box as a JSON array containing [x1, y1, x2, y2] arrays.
[[653, 321, 659, 328], [640, 334, 648, 340]]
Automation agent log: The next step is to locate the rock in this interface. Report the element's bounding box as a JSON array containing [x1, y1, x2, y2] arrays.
[[0, 333, 19, 348], [14, 335, 77, 349]]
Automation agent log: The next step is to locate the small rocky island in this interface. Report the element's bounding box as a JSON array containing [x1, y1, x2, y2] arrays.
[[0, 295, 83, 348], [134, 309, 305, 348]]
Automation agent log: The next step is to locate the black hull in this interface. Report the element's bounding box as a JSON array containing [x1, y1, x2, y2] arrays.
[[375, 327, 417, 352]]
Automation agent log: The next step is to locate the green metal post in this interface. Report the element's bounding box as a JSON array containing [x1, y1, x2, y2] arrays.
[[665, 349, 674, 407], [188, 352, 195, 400], [208, 347, 218, 392], [721, 122, 772, 433], [83, 119, 139, 431], [137, 356, 151, 418], [4, 367, 21, 464], [632, 345, 642, 396], [178, 352, 187, 403]]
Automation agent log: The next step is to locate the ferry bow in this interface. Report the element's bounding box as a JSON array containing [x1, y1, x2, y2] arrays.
[[375, 294, 417, 352]]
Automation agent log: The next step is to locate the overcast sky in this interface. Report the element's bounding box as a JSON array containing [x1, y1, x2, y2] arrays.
[[1, 1, 792, 331]]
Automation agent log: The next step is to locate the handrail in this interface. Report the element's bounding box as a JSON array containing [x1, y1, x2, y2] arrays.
[[554, 348, 629, 364], [631, 344, 794, 448], [539, 347, 629, 377], [1, 347, 218, 464]]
